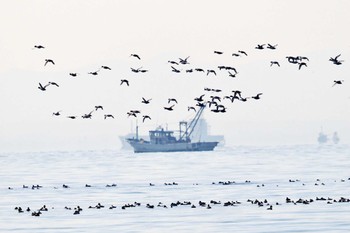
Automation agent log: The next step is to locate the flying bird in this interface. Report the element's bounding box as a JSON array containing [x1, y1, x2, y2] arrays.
[[33, 45, 45, 49], [127, 112, 137, 118], [49, 82, 59, 87], [270, 61, 280, 67], [120, 79, 129, 86], [298, 62, 307, 70], [52, 111, 61, 116], [38, 82, 50, 91], [238, 50, 248, 56], [228, 71, 238, 78], [251, 93, 263, 100], [195, 68, 205, 72], [142, 97, 152, 104], [104, 114, 114, 119], [179, 56, 190, 65], [329, 54, 344, 65], [171, 66, 180, 73], [101, 66, 111, 70], [255, 44, 265, 50], [332, 80, 344, 87], [82, 111, 94, 119], [44, 59, 55, 66], [214, 51, 223, 55], [267, 44, 278, 49], [188, 106, 196, 112], [88, 71, 99, 76], [67, 116, 77, 119], [69, 73, 78, 77], [207, 69, 216, 76], [168, 60, 179, 65], [130, 54, 141, 60], [95, 106, 103, 111], [168, 98, 178, 104], [142, 115, 151, 122], [194, 94, 205, 102], [164, 105, 175, 111]]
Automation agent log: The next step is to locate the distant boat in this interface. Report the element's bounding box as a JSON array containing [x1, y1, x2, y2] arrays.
[[332, 132, 340, 144], [126, 106, 219, 153], [120, 115, 224, 150], [318, 131, 328, 144]]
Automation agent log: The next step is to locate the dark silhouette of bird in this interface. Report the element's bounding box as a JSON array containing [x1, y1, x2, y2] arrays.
[[142, 97, 152, 104], [228, 71, 238, 78], [188, 106, 196, 112], [298, 62, 307, 70], [286, 56, 299, 64], [101, 66, 111, 70], [225, 66, 237, 73], [179, 56, 190, 65], [297, 56, 309, 61], [267, 44, 278, 49], [195, 68, 205, 72], [33, 45, 45, 49], [142, 115, 151, 122], [127, 112, 137, 118], [121, 79, 129, 86], [214, 51, 223, 55], [82, 111, 94, 119], [131, 67, 142, 73], [139, 69, 148, 73], [69, 73, 78, 77], [52, 111, 61, 116], [332, 80, 344, 87], [232, 53, 240, 57], [88, 71, 99, 75], [95, 106, 103, 111], [255, 44, 265, 50], [44, 59, 55, 66], [130, 54, 141, 60], [38, 82, 50, 91], [218, 65, 226, 70], [67, 116, 77, 119], [238, 50, 248, 56], [186, 69, 193, 73], [194, 94, 205, 102], [329, 54, 344, 65], [171, 66, 180, 73], [168, 98, 178, 104], [210, 96, 221, 102], [104, 114, 114, 119], [251, 93, 263, 100], [49, 82, 59, 87], [270, 61, 280, 67], [207, 69, 216, 76], [168, 60, 179, 65], [164, 105, 175, 111]]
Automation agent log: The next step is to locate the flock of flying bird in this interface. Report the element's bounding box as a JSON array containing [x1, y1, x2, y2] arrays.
[[33, 43, 345, 124]]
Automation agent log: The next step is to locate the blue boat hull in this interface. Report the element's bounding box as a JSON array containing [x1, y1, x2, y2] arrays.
[[127, 140, 219, 153]]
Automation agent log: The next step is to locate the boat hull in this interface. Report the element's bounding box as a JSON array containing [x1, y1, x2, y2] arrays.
[[127, 140, 219, 153]]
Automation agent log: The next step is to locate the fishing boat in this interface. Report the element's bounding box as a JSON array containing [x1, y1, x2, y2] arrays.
[[126, 106, 219, 153]]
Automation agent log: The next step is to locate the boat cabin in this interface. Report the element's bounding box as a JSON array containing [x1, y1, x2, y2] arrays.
[[149, 128, 177, 144]]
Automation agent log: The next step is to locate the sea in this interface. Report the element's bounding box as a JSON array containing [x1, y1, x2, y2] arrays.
[[1, 144, 350, 233]]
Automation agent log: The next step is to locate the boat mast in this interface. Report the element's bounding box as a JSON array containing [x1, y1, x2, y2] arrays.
[[180, 105, 205, 140]]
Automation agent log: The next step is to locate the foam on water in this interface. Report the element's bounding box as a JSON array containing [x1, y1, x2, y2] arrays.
[[1, 144, 350, 232]]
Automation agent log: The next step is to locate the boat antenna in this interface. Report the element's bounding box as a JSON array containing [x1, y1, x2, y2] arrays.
[[136, 119, 139, 140]]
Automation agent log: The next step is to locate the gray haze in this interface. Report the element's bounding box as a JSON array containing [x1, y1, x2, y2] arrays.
[[1, 1, 349, 152]]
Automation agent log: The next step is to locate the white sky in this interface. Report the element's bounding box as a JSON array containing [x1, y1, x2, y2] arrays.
[[0, 0, 349, 152]]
